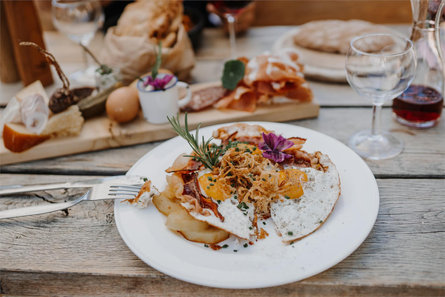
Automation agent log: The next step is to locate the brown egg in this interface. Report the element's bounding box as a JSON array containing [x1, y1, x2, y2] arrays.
[[106, 87, 140, 123]]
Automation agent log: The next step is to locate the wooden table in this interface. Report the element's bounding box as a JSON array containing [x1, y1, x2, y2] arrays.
[[1, 26, 444, 296]]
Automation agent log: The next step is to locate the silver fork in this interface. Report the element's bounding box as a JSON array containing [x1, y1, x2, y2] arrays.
[[0, 176, 127, 196], [0, 178, 144, 219]]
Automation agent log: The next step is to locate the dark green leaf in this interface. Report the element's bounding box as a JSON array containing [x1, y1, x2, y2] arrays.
[[221, 60, 245, 90]]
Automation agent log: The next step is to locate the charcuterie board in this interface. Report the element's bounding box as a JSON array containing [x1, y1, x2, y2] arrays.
[[0, 82, 319, 165]]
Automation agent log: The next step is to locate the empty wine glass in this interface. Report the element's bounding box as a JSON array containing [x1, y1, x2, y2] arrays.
[[52, 0, 104, 84], [345, 33, 416, 160]]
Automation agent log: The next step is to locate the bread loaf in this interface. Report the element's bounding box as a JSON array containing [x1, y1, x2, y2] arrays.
[[3, 123, 50, 152]]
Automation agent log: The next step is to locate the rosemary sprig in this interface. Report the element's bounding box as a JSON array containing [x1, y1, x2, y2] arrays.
[[167, 113, 224, 169]]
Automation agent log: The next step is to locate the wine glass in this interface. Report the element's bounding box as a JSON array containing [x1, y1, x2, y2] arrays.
[[52, 0, 104, 84], [345, 33, 416, 160], [210, 1, 253, 58]]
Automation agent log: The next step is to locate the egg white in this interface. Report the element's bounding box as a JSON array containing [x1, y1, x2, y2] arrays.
[[270, 154, 341, 242]]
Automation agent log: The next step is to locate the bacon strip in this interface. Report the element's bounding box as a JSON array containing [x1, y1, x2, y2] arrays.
[[166, 154, 202, 173], [181, 173, 224, 221]]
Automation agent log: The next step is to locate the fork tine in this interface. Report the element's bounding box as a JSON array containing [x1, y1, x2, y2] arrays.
[[109, 188, 139, 193], [109, 186, 141, 191], [108, 193, 136, 198], [109, 184, 143, 188], [109, 192, 139, 197], [106, 185, 141, 199], [88, 179, 146, 201]]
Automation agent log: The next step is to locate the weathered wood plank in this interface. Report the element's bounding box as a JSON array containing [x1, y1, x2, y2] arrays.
[[0, 178, 444, 292], [1, 272, 443, 297], [2, 108, 444, 177]]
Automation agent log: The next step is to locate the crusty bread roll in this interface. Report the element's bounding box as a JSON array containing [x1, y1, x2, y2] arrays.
[[3, 123, 50, 153], [115, 0, 183, 47], [101, 0, 195, 84], [293, 20, 391, 54]]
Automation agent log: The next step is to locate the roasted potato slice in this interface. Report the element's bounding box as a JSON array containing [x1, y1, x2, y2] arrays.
[[165, 208, 230, 244], [166, 208, 209, 231], [156, 178, 231, 244], [178, 227, 229, 244], [152, 193, 183, 215]]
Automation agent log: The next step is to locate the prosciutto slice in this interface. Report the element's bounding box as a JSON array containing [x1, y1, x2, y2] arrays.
[[214, 50, 313, 112]]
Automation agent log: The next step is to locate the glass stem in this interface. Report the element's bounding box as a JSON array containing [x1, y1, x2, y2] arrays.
[[371, 104, 382, 136], [226, 13, 237, 59], [81, 42, 89, 69]]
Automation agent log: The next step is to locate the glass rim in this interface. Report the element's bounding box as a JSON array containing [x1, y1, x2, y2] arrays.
[[349, 33, 414, 58]]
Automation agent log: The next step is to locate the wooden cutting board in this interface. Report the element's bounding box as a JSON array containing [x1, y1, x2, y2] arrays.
[[0, 83, 319, 165]]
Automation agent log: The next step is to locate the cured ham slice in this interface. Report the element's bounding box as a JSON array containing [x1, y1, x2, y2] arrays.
[[214, 85, 257, 112], [181, 86, 227, 112], [214, 50, 313, 112]]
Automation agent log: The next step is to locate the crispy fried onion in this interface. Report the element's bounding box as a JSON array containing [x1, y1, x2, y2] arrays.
[[211, 146, 285, 218]]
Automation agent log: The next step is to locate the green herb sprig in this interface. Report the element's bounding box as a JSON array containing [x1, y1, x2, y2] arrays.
[[151, 42, 162, 80], [167, 113, 224, 169]]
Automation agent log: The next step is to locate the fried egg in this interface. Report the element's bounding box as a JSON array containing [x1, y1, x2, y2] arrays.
[[180, 169, 255, 240], [270, 154, 341, 242], [170, 123, 341, 244]]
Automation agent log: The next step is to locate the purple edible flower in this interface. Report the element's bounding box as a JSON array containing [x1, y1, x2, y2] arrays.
[[143, 74, 174, 91], [259, 132, 294, 163]]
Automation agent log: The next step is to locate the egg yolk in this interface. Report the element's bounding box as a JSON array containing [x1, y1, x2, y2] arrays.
[[278, 169, 308, 199], [235, 143, 261, 155], [198, 173, 230, 201]]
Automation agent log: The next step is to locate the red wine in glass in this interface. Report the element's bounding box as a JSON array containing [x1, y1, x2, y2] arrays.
[[392, 84, 443, 128], [211, 1, 252, 16]]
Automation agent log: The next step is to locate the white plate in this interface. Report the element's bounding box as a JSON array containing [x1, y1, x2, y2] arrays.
[[272, 26, 400, 83], [114, 122, 379, 289], [273, 27, 347, 83]]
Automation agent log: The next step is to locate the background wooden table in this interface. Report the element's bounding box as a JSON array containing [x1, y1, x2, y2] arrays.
[[0, 26, 444, 296]]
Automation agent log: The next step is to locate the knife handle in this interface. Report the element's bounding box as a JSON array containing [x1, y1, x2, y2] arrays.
[[0, 182, 86, 196]]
